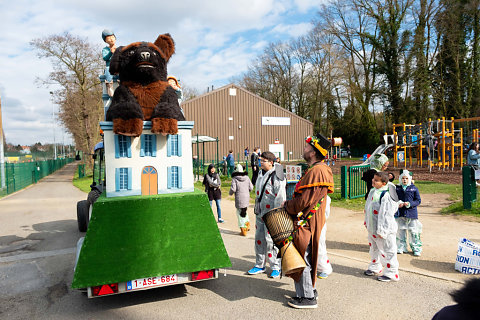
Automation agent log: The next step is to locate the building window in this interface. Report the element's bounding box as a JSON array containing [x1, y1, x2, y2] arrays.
[[115, 167, 132, 191], [114, 135, 131, 158], [167, 134, 182, 157], [140, 134, 157, 157], [167, 166, 182, 189]]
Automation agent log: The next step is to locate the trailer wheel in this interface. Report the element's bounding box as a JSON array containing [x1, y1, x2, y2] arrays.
[[77, 200, 89, 232]]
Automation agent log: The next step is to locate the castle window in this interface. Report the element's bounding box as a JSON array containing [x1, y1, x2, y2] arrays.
[[167, 166, 182, 189], [140, 134, 157, 157], [115, 167, 132, 191], [114, 135, 132, 158], [167, 134, 182, 157]]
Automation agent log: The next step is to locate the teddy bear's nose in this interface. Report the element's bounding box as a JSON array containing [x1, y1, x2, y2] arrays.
[[140, 52, 150, 60]]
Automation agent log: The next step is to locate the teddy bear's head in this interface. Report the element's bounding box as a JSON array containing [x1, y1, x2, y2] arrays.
[[109, 34, 175, 85]]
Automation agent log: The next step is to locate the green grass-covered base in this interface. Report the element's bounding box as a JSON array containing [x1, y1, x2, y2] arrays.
[[72, 190, 231, 289]]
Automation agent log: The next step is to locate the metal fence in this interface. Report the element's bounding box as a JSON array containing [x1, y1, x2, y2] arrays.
[[0, 158, 74, 196], [341, 164, 370, 199]]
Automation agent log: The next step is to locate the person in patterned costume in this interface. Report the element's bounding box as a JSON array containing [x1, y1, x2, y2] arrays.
[[283, 134, 334, 309], [247, 151, 286, 279]]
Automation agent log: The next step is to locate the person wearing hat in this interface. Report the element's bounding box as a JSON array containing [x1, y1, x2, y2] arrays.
[[101, 29, 117, 97], [282, 134, 334, 309], [361, 153, 390, 200], [229, 164, 253, 236], [395, 170, 422, 256]]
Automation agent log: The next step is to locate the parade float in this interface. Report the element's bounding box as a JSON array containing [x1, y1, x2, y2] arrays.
[[72, 32, 231, 298]]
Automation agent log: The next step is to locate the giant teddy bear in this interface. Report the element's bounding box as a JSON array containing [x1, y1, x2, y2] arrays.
[[106, 33, 185, 136]]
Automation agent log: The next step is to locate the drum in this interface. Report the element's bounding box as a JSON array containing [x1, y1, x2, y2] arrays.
[[262, 207, 306, 275], [262, 207, 294, 247]]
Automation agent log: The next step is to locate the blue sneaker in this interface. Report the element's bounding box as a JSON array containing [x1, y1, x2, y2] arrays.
[[317, 272, 329, 279], [218, 218, 225, 223], [247, 267, 266, 275], [269, 270, 281, 278]]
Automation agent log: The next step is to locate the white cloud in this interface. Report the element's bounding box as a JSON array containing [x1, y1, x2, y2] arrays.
[[0, 0, 319, 145], [270, 22, 314, 38]]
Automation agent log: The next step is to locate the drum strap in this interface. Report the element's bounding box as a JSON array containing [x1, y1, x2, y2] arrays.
[[281, 196, 325, 247], [257, 172, 274, 204]]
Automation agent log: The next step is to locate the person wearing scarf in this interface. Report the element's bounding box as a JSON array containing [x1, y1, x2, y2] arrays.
[[283, 134, 334, 309]]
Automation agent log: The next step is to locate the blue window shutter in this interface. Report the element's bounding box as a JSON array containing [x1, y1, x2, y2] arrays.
[[167, 167, 172, 189], [127, 137, 132, 158], [177, 135, 182, 157], [178, 167, 182, 189], [152, 135, 157, 157], [115, 168, 120, 191], [127, 167, 132, 190], [140, 135, 145, 157], [114, 135, 120, 158], [167, 135, 172, 157]]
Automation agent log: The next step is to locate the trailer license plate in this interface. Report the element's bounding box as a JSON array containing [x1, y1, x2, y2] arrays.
[[126, 274, 177, 291]]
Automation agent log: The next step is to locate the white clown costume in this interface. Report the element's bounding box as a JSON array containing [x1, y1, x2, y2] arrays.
[[251, 163, 286, 275], [364, 184, 400, 281], [317, 195, 333, 278]]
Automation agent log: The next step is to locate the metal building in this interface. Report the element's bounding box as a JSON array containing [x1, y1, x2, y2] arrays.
[[182, 84, 313, 162]]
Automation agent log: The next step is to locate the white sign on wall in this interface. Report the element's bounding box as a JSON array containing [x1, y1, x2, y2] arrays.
[[269, 144, 284, 161], [262, 117, 291, 126]]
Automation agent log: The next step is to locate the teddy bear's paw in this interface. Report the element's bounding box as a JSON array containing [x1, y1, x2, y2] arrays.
[[151, 118, 178, 135], [113, 118, 143, 137]]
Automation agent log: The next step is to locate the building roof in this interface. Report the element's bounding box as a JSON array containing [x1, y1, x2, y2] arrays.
[[183, 83, 313, 126]]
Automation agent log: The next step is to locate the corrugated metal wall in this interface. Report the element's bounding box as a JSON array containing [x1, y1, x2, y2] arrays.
[[183, 84, 313, 162]]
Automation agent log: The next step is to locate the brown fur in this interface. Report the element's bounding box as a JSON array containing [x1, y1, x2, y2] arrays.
[[123, 81, 168, 120], [154, 34, 175, 61], [151, 117, 178, 135], [113, 118, 143, 137]]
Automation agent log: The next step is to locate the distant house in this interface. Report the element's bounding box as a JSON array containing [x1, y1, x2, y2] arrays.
[[182, 84, 313, 162], [20, 146, 31, 154], [100, 121, 195, 198]]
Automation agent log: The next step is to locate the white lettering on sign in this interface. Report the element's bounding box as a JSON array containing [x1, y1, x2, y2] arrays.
[[262, 117, 291, 126]]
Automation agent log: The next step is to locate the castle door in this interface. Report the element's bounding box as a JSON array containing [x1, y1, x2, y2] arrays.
[[141, 166, 158, 195]]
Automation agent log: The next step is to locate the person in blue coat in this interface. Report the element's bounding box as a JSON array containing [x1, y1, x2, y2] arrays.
[[395, 170, 422, 256]]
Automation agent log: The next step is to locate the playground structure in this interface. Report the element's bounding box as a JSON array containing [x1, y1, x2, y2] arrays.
[[384, 117, 480, 171]]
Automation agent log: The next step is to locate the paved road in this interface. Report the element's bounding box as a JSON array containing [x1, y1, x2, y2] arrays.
[[0, 163, 470, 319]]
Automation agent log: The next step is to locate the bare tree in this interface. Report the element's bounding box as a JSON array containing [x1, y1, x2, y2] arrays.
[[31, 32, 104, 165]]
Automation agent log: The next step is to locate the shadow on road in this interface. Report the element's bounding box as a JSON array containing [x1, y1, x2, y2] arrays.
[[409, 259, 458, 274], [326, 240, 369, 253]]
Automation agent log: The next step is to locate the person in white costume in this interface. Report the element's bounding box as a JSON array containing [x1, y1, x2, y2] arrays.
[[317, 195, 333, 279], [364, 171, 400, 282]]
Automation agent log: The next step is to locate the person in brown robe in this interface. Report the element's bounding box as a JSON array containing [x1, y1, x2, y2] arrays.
[[283, 134, 334, 309]]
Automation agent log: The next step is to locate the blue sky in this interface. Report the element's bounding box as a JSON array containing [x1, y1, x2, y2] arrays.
[[0, 0, 324, 145]]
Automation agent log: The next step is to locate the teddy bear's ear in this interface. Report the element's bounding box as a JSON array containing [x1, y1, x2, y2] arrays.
[[154, 34, 175, 61], [109, 46, 124, 75]]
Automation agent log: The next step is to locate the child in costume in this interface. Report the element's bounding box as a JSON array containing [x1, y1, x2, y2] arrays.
[[229, 164, 253, 236], [364, 171, 399, 282], [395, 170, 422, 256], [247, 151, 286, 279], [317, 195, 333, 279], [101, 29, 117, 97]]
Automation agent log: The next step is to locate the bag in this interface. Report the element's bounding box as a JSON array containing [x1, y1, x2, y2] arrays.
[[455, 238, 480, 274]]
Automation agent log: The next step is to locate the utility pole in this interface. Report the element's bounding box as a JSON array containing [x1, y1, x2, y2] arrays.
[[50, 92, 57, 160], [0, 95, 5, 189]]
